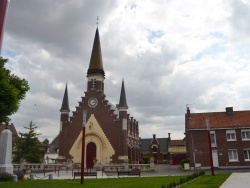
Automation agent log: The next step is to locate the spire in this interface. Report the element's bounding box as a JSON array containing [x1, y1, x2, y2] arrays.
[[87, 28, 105, 77], [117, 79, 128, 109], [60, 84, 70, 113]]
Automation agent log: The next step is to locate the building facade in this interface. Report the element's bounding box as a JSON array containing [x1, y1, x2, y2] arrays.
[[54, 28, 140, 167], [185, 107, 250, 169], [168, 139, 186, 165], [140, 134, 169, 164]]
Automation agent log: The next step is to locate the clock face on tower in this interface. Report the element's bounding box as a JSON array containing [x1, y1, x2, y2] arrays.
[[88, 97, 98, 108]]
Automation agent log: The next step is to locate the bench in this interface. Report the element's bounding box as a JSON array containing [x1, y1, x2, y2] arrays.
[[73, 172, 97, 179], [117, 170, 141, 177]]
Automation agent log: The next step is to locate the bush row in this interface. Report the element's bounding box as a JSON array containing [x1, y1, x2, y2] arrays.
[[161, 170, 205, 188], [0, 172, 25, 182]]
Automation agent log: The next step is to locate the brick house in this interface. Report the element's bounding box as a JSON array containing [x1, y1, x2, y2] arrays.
[[140, 134, 169, 164], [53, 28, 140, 167], [185, 107, 250, 169], [168, 139, 187, 165]]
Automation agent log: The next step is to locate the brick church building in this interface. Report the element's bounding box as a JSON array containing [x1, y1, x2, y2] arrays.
[[53, 28, 140, 168]]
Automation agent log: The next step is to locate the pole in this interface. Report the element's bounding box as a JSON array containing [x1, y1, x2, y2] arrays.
[[206, 117, 214, 176], [81, 110, 87, 184], [0, 0, 10, 54]]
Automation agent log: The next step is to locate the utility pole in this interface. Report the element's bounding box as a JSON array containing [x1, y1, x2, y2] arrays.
[[206, 117, 214, 176], [81, 110, 87, 184]]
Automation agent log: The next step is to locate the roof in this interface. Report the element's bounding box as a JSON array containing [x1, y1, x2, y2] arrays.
[[117, 80, 128, 108], [60, 84, 70, 112], [186, 108, 250, 130], [0, 123, 18, 137], [140, 137, 169, 152], [87, 28, 105, 77], [170, 139, 185, 146]]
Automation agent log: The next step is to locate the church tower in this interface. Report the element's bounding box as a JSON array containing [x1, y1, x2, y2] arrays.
[[87, 28, 105, 93], [117, 80, 128, 158]]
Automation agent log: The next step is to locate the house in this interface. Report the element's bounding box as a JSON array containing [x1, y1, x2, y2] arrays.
[[168, 139, 187, 165], [53, 27, 140, 167], [140, 134, 169, 164], [185, 106, 250, 169]]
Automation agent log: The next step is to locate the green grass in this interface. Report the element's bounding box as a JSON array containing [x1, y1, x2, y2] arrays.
[[182, 173, 231, 188], [0, 173, 231, 188]]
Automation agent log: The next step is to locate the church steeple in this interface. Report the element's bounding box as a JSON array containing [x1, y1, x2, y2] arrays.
[[87, 28, 105, 92], [117, 79, 128, 109], [60, 84, 70, 113], [87, 28, 105, 77]]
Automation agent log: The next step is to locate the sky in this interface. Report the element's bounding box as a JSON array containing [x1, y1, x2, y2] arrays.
[[2, 0, 250, 142]]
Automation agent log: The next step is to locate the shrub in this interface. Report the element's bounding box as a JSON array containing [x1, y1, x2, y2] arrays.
[[180, 177, 186, 184], [0, 172, 13, 182], [180, 159, 189, 168], [199, 170, 205, 176], [161, 184, 166, 188], [15, 172, 25, 181], [172, 181, 176, 187], [193, 172, 199, 178]]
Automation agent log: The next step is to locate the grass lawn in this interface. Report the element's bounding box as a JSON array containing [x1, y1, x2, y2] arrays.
[[182, 173, 231, 188], [0, 173, 231, 188]]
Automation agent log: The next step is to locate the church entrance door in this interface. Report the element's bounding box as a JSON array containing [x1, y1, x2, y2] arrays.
[[86, 142, 96, 169]]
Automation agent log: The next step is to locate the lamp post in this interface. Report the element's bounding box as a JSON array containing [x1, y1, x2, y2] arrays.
[[81, 110, 87, 184], [206, 117, 214, 176]]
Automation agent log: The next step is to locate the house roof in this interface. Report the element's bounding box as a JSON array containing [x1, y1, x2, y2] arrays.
[[140, 137, 169, 152], [0, 123, 18, 137], [170, 139, 185, 146], [186, 108, 250, 130]]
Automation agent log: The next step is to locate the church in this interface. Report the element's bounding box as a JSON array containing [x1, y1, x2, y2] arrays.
[[53, 27, 140, 168]]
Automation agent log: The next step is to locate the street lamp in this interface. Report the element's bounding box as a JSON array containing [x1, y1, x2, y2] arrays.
[[81, 110, 87, 184]]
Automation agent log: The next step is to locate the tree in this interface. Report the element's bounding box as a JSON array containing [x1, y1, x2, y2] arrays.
[[13, 121, 43, 163], [0, 57, 29, 123]]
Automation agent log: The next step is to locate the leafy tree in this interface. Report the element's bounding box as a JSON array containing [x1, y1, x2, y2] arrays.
[[42, 138, 50, 153], [0, 57, 29, 123], [13, 121, 43, 163]]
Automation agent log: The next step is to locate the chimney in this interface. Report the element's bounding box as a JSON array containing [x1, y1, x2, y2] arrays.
[[225, 107, 234, 115], [187, 107, 190, 116], [153, 134, 156, 139], [168, 133, 171, 141]]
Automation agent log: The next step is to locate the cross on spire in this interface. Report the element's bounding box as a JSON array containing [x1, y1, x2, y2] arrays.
[[96, 16, 99, 27]]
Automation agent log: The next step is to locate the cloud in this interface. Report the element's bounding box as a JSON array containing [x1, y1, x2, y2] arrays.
[[2, 0, 250, 141]]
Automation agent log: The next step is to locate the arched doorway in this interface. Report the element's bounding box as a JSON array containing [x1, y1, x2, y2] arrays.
[[86, 142, 96, 169]]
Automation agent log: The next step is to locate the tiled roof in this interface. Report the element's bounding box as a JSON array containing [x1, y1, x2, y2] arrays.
[[0, 123, 18, 136], [186, 110, 250, 129], [140, 137, 169, 152], [170, 139, 185, 146]]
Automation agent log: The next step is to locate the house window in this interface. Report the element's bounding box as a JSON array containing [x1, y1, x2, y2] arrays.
[[152, 146, 158, 153], [242, 130, 250, 140], [90, 79, 96, 89], [244, 149, 250, 161], [228, 149, 238, 162], [226, 130, 236, 141], [210, 131, 216, 147]]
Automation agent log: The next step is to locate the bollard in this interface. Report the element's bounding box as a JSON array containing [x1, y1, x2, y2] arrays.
[[49, 174, 53, 180], [30, 173, 34, 180], [13, 175, 18, 182]]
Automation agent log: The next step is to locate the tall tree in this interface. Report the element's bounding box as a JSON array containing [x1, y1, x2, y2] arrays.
[[0, 57, 29, 123], [13, 121, 43, 163]]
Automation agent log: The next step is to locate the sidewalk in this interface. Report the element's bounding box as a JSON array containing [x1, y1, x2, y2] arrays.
[[220, 172, 250, 188]]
